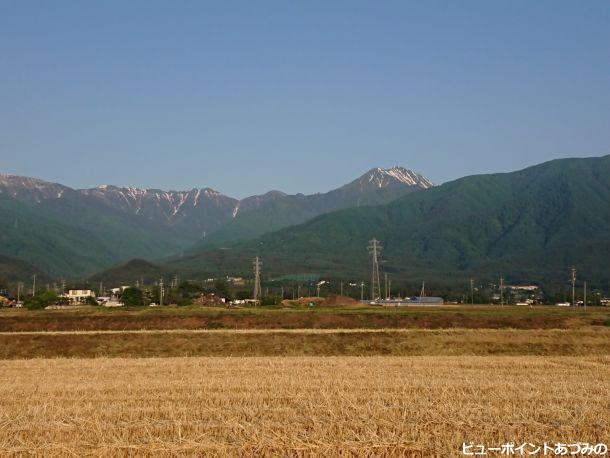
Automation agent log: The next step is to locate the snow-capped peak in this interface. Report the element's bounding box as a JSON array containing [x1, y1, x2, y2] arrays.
[[363, 166, 433, 189]]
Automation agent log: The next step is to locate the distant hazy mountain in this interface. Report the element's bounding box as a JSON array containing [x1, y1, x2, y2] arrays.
[[164, 155, 610, 288], [78, 185, 238, 242], [189, 167, 432, 250], [0, 254, 50, 286], [0, 166, 430, 278], [88, 259, 169, 286]]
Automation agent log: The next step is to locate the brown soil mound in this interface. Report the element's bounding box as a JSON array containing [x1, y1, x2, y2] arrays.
[[319, 295, 365, 308], [281, 296, 364, 307]]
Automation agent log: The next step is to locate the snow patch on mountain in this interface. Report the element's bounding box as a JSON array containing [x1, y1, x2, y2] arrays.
[[0, 174, 70, 203]]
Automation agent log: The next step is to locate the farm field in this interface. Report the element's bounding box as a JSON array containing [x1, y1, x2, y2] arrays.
[[1, 305, 608, 455], [0, 356, 608, 456], [0, 304, 608, 331], [0, 328, 608, 359]]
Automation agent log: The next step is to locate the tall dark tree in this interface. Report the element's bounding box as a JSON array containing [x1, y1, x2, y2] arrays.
[[121, 287, 144, 307]]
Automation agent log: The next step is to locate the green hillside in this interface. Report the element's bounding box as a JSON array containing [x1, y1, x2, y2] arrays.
[[0, 167, 428, 279], [0, 193, 177, 278], [0, 254, 51, 286], [190, 172, 425, 252], [164, 155, 610, 288], [88, 259, 169, 286]]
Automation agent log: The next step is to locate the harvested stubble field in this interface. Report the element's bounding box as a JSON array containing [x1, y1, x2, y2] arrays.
[[0, 328, 609, 358], [1, 307, 608, 456], [0, 304, 608, 332], [0, 356, 608, 457]]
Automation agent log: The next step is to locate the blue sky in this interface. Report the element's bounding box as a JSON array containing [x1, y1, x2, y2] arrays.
[[1, 1, 609, 198]]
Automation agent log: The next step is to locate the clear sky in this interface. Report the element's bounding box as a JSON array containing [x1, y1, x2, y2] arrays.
[[1, 1, 609, 198]]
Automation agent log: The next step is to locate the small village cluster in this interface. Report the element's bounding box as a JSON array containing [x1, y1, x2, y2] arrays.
[[1, 276, 609, 310]]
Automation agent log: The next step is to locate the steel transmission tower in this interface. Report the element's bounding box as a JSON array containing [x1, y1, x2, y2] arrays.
[[571, 267, 576, 306], [253, 257, 262, 301], [159, 279, 164, 306], [367, 238, 382, 301]]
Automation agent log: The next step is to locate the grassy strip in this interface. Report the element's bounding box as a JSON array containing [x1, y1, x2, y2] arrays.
[[0, 305, 608, 331], [0, 328, 608, 359]]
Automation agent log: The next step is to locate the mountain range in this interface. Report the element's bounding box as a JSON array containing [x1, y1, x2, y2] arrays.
[[3, 156, 609, 289], [0, 167, 431, 279], [162, 155, 610, 288]]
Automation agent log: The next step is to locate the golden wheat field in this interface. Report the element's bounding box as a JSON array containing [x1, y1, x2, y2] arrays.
[[0, 355, 608, 457]]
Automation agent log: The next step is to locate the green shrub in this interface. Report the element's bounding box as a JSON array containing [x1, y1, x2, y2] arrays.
[[25, 291, 59, 310], [121, 287, 144, 307]]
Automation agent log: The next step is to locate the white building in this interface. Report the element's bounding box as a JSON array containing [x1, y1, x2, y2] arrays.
[[65, 289, 95, 304]]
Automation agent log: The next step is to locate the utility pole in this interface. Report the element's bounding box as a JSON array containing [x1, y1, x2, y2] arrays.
[[253, 257, 262, 301], [419, 281, 425, 303], [99, 282, 103, 297], [159, 279, 164, 306], [388, 279, 391, 300], [340, 282, 343, 297], [32, 274, 36, 296], [384, 273, 388, 300], [316, 283, 321, 297], [360, 282, 365, 301], [583, 280, 587, 311], [499, 276, 504, 306], [367, 238, 382, 302], [297, 284, 300, 299], [571, 267, 577, 307], [470, 278, 474, 305], [280, 287, 284, 299]]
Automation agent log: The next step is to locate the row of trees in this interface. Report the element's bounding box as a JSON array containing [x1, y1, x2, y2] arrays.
[[120, 279, 284, 307], [120, 280, 246, 307]]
